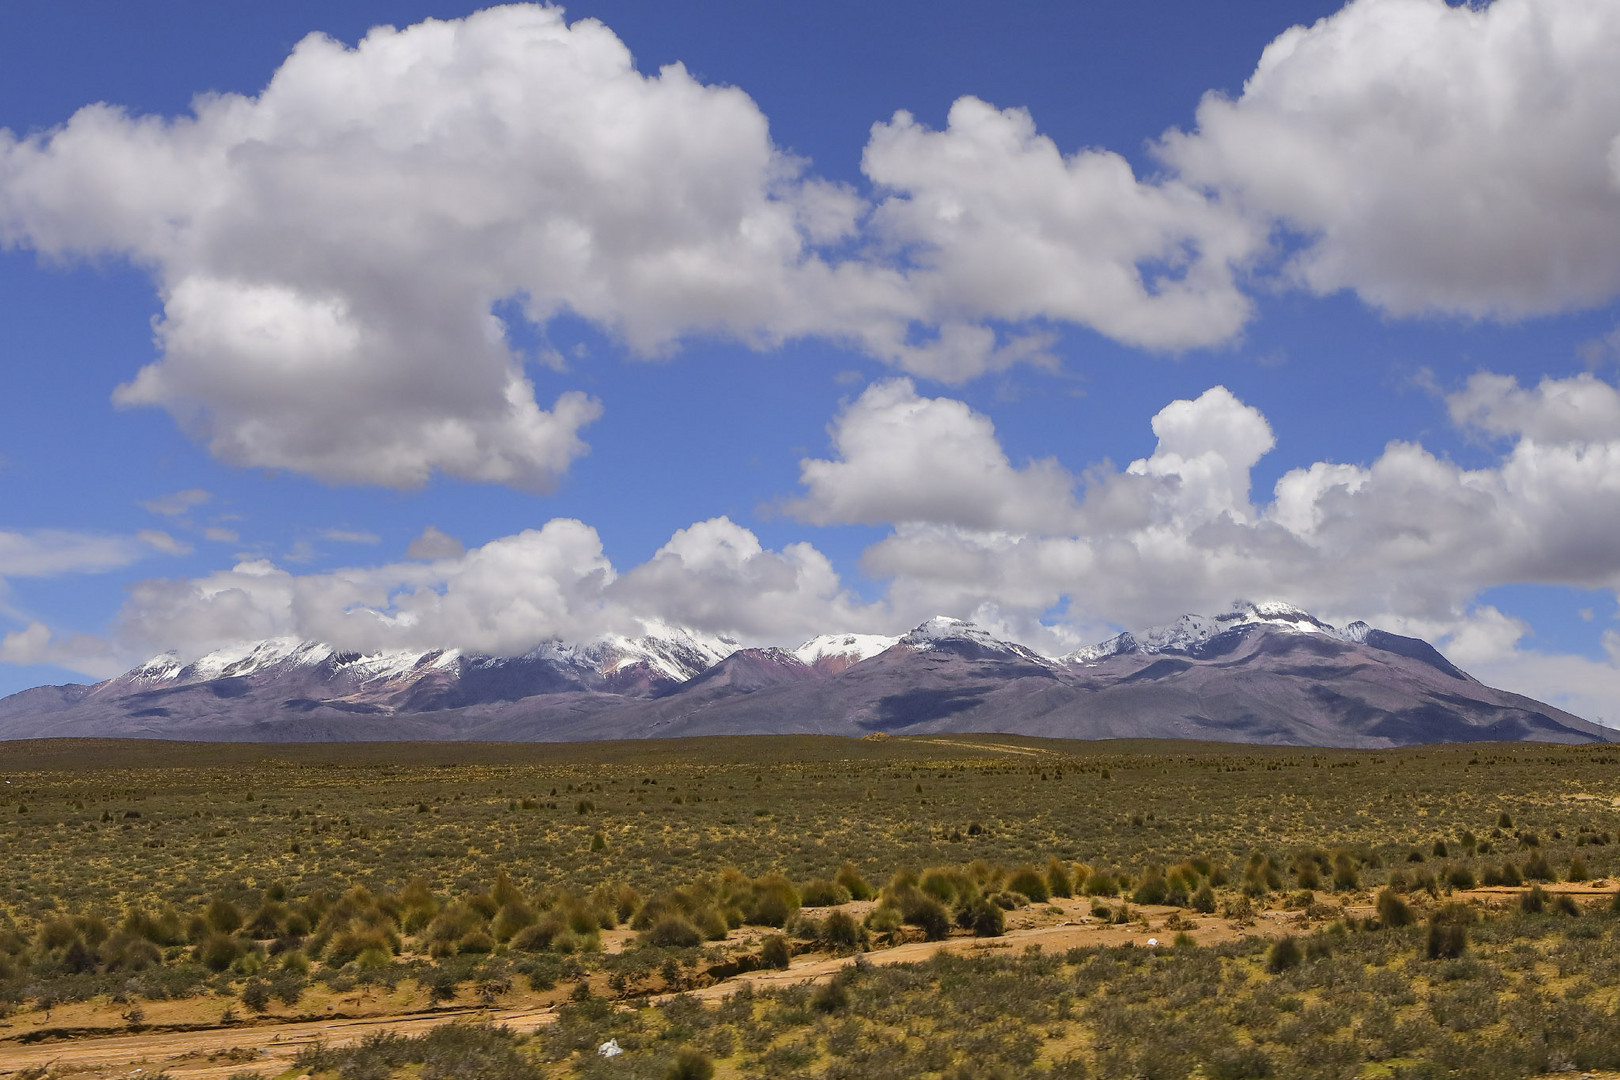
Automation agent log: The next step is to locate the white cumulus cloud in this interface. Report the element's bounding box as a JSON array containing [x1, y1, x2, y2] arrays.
[[860, 97, 1259, 368], [837, 375, 1620, 667], [96, 516, 880, 665], [788, 378, 1080, 532], [1159, 0, 1620, 320], [405, 526, 466, 560], [0, 2, 1281, 488]]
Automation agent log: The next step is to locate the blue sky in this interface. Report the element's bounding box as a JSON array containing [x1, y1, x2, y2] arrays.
[[3, 0, 1620, 724]]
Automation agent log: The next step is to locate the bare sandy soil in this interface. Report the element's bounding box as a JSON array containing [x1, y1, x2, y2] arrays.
[[1, 884, 1614, 1079]]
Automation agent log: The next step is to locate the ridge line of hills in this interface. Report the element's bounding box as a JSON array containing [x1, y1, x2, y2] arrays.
[[0, 601, 1608, 748]]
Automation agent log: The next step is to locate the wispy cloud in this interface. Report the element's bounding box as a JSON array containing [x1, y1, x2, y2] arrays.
[[139, 489, 211, 517], [320, 529, 381, 545], [0, 529, 148, 577]]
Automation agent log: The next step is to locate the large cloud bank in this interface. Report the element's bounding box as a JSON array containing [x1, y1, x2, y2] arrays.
[[13, 370, 1618, 724], [101, 516, 879, 664], [5, 1, 1618, 489]]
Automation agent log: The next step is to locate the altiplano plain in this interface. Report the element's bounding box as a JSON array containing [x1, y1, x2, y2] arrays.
[[2, 735, 1620, 1078]]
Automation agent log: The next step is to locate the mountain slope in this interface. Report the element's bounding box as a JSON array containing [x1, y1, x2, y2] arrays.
[[0, 606, 1607, 747]]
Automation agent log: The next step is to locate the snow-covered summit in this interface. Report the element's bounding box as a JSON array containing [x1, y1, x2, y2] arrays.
[[792, 633, 899, 668], [524, 623, 740, 684], [183, 638, 334, 681], [118, 622, 738, 693], [898, 617, 1056, 667], [1065, 601, 1363, 663], [901, 616, 1006, 649], [126, 653, 184, 683]]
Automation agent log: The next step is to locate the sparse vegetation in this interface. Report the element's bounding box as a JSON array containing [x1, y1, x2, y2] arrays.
[[0, 735, 1618, 1077]]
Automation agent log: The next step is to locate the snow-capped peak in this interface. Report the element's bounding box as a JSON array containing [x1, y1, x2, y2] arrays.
[[901, 616, 995, 648], [126, 653, 184, 682], [792, 633, 899, 668], [1339, 620, 1373, 644], [331, 648, 459, 681], [184, 638, 334, 681], [527, 623, 741, 684], [1065, 601, 1363, 663], [899, 617, 1052, 662]]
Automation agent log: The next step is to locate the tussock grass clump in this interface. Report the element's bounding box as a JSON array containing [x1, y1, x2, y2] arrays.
[[1266, 935, 1303, 972], [1376, 888, 1415, 928]]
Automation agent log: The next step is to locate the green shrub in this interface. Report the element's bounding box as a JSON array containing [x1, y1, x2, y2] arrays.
[[1131, 867, 1169, 906], [810, 978, 849, 1014], [641, 915, 701, 949], [1266, 936, 1302, 973], [195, 932, 241, 972], [760, 934, 790, 970], [1046, 858, 1074, 899], [834, 864, 874, 902], [492, 901, 537, 942], [1191, 883, 1216, 914], [959, 896, 1005, 938], [1332, 852, 1360, 891], [745, 874, 800, 927], [666, 1048, 715, 1080], [1445, 866, 1476, 891], [799, 878, 852, 907], [1294, 860, 1321, 890], [1208, 1044, 1274, 1080], [205, 898, 243, 935], [1005, 866, 1049, 904], [919, 867, 976, 907], [901, 894, 951, 940], [326, 927, 398, 967], [240, 977, 270, 1013], [102, 932, 162, 972], [1520, 886, 1547, 914], [819, 910, 866, 950], [1427, 921, 1467, 960], [123, 907, 185, 946], [693, 906, 729, 942], [865, 904, 902, 935], [1376, 889, 1414, 928], [1426, 904, 1473, 960], [1082, 872, 1117, 897]]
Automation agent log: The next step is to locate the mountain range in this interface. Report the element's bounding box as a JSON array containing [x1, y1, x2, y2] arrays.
[[0, 602, 1608, 747]]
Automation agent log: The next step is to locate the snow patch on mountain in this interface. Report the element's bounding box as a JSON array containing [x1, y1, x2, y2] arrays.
[[184, 638, 334, 681], [1065, 601, 1360, 663], [524, 623, 740, 684], [793, 633, 899, 668], [336, 648, 460, 682], [901, 616, 1013, 651], [127, 654, 184, 683], [898, 617, 1058, 668]]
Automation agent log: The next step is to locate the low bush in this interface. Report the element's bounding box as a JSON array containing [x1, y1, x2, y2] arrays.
[[760, 934, 791, 970], [1267, 936, 1303, 972], [1376, 889, 1414, 928]]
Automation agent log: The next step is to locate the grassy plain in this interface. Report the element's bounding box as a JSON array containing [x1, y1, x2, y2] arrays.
[[0, 734, 1617, 1079]]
